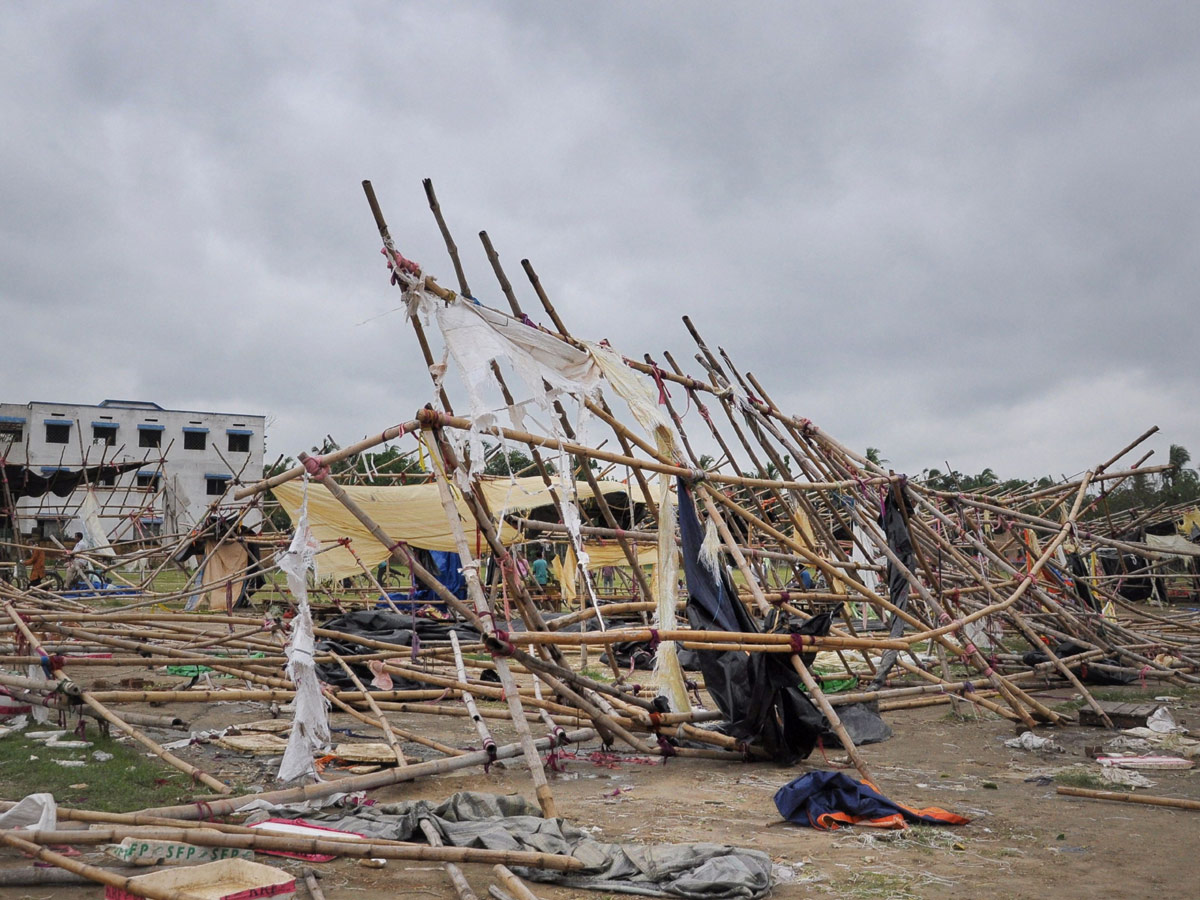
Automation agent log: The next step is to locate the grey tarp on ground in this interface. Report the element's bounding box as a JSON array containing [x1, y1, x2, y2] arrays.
[[250, 791, 773, 899]]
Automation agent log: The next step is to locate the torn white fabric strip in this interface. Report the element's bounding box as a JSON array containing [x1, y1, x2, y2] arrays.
[[275, 477, 331, 783]]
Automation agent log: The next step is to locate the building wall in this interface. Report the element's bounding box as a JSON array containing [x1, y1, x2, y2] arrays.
[[0, 399, 265, 542]]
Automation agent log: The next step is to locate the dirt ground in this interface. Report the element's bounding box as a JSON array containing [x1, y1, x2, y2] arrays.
[[3, 677, 1198, 900]]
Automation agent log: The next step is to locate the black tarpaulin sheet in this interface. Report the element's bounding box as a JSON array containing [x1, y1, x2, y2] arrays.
[[1022, 639, 1135, 685], [312, 610, 481, 689], [1066, 551, 1099, 612], [0, 460, 143, 500], [871, 488, 915, 688], [677, 478, 825, 764]]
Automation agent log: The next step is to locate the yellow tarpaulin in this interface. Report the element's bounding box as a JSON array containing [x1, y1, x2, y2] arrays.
[[552, 544, 578, 606], [1179, 507, 1200, 539], [273, 476, 643, 581], [579, 542, 660, 570]]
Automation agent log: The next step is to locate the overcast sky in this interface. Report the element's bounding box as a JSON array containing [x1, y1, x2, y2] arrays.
[[3, 2, 1197, 485]]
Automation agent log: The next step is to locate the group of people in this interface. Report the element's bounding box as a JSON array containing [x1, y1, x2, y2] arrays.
[[16, 531, 95, 589], [521, 546, 620, 602]]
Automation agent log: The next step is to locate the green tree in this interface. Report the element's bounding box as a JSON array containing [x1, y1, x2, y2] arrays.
[[485, 447, 536, 476]]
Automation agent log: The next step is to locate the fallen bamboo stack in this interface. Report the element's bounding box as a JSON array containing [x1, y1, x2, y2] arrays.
[[0, 176, 1197, 895]]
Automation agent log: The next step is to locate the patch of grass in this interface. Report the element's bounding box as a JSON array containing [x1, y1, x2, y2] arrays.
[[1052, 769, 1129, 792], [0, 731, 220, 812], [1085, 685, 1194, 702], [1053, 698, 1086, 714], [580, 667, 613, 683], [839, 871, 921, 900]]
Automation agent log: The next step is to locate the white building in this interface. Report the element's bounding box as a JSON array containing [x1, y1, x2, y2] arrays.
[[0, 399, 265, 544]]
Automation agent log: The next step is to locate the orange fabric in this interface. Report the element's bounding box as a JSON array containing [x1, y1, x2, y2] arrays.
[[813, 780, 970, 831], [23, 547, 45, 580]]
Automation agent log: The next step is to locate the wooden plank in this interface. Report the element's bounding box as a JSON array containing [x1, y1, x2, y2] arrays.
[[1079, 700, 1158, 729]]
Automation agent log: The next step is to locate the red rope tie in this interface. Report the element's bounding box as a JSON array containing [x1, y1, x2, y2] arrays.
[[768, 594, 784, 606], [302, 455, 330, 480], [336, 537, 352, 548], [544, 747, 567, 773], [939, 612, 952, 624], [650, 366, 671, 405], [649, 711, 663, 727], [656, 734, 677, 760], [779, 590, 790, 605], [815, 736, 850, 769], [490, 629, 516, 658], [1139, 665, 1152, 688], [798, 418, 814, 435], [647, 628, 660, 651], [698, 402, 713, 426], [382, 245, 421, 278], [193, 801, 215, 822], [788, 633, 807, 654]]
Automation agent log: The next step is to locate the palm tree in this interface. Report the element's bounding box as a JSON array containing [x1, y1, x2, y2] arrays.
[[1166, 444, 1191, 488]]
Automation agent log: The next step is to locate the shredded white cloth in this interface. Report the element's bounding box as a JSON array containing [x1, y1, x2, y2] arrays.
[[1004, 732, 1062, 752], [75, 489, 117, 557], [0, 793, 57, 831], [276, 478, 330, 783], [1147, 706, 1187, 734], [435, 297, 602, 475], [699, 515, 723, 578], [1100, 767, 1156, 789], [654, 477, 689, 712], [584, 342, 689, 711], [585, 341, 681, 460]]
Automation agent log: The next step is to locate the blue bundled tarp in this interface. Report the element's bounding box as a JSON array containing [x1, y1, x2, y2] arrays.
[[405, 549, 467, 607], [774, 771, 970, 831]]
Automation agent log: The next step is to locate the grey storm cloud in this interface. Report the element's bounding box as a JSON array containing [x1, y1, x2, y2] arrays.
[[2, 1, 1196, 483]]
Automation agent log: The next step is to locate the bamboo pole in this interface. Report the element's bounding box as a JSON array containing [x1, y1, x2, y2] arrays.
[[422, 817, 481, 900], [451, 629, 497, 760], [303, 868, 329, 900], [1056, 785, 1200, 811], [3, 602, 230, 794], [139, 727, 595, 820], [331, 651, 408, 766], [0, 831, 208, 900], [422, 425, 558, 817], [493, 865, 546, 900], [19, 828, 586, 870]]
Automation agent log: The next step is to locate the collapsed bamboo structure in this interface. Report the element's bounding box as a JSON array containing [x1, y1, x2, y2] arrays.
[[1, 177, 1198, 894]]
